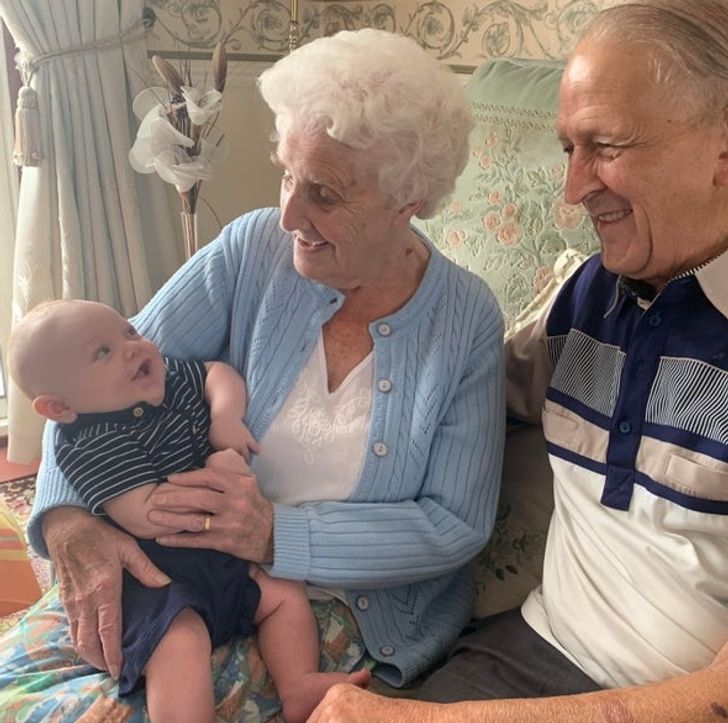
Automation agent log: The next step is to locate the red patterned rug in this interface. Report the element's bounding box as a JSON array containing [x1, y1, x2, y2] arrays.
[[0, 476, 52, 634]]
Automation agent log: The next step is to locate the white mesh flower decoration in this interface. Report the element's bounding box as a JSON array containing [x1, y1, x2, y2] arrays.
[[128, 44, 227, 215], [181, 86, 223, 125]]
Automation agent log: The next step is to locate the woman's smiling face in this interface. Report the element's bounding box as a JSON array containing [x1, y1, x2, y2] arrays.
[[558, 38, 728, 289], [275, 129, 411, 291]]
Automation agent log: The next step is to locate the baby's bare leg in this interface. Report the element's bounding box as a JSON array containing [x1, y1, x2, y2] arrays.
[[143, 608, 215, 723], [252, 567, 371, 723]]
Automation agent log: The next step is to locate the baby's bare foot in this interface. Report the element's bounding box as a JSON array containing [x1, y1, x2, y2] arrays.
[[281, 668, 371, 723]]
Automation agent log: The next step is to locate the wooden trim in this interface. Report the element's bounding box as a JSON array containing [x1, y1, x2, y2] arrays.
[[149, 49, 476, 75]]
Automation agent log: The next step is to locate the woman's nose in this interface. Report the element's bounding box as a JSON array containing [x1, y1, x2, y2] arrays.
[[279, 184, 308, 233]]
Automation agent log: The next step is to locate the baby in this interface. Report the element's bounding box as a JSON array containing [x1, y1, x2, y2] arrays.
[[8, 299, 369, 723]]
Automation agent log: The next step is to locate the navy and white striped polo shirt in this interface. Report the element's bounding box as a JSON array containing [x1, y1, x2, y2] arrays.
[[55, 358, 211, 514]]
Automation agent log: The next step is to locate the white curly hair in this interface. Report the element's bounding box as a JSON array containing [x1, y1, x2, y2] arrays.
[[258, 29, 473, 219]]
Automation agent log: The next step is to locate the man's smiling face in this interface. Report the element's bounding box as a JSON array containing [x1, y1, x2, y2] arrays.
[[558, 38, 728, 290]]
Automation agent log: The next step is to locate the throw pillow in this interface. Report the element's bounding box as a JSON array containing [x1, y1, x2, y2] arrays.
[[471, 249, 586, 619], [420, 58, 598, 332]]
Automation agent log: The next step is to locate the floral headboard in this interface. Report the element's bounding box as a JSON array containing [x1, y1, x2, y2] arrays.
[[419, 57, 598, 333], [419, 58, 600, 619]]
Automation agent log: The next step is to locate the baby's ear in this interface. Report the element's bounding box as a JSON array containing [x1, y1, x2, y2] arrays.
[[33, 395, 77, 423]]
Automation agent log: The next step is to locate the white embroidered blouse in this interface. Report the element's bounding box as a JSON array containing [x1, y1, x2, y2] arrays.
[[253, 332, 373, 507]]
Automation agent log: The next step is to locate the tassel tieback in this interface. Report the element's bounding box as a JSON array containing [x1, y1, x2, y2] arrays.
[[12, 86, 41, 167], [11, 15, 149, 168]]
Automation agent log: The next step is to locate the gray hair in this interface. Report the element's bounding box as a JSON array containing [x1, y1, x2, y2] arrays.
[[257, 29, 473, 218], [582, 1, 728, 122]]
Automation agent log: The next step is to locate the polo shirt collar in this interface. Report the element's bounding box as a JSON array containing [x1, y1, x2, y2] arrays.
[[60, 401, 163, 434], [605, 247, 728, 319], [695, 248, 728, 320]]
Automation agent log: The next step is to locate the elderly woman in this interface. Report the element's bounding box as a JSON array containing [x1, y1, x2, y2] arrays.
[[4, 28, 505, 719]]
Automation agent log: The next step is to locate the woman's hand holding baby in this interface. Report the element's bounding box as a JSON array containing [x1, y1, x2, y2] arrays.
[[148, 465, 274, 564], [43, 506, 171, 678]]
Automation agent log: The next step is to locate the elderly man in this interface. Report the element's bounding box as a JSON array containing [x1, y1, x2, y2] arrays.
[[308, 1, 728, 720]]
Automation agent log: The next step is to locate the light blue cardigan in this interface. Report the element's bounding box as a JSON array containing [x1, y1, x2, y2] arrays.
[[29, 207, 506, 686]]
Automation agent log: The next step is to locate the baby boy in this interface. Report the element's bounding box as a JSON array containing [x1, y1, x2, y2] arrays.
[[8, 299, 369, 723]]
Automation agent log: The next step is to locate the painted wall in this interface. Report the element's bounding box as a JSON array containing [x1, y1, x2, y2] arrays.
[[142, 0, 623, 244]]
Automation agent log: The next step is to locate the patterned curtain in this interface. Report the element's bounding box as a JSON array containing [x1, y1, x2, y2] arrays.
[[0, 0, 183, 462]]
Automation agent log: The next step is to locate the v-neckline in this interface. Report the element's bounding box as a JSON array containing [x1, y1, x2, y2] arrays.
[[317, 332, 373, 396]]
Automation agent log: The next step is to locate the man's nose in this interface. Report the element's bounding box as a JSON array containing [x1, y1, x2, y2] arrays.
[[564, 149, 603, 206]]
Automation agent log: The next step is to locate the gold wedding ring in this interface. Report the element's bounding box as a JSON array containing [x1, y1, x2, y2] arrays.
[[203, 515, 211, 533]]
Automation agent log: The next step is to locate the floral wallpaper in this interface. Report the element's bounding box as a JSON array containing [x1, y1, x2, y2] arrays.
[[145, 0, 623, 69]]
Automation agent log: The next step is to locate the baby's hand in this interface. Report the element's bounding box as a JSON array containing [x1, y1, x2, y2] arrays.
[[209, 417, 260, 460], [206, 448, 251, 474]]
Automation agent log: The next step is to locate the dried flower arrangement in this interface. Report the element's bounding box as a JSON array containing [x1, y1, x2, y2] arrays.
[[129, 42, 228, 257]]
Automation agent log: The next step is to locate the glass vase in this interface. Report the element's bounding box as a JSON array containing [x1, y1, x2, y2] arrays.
[[180, 210, 199, 259]]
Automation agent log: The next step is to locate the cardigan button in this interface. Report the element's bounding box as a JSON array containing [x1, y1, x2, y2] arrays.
[[372, 442, 388, 457], [377, 323, 392, 337], [379, 645, 395, 657], [356, 596, 370, 611], [377, 379, 392, 392]]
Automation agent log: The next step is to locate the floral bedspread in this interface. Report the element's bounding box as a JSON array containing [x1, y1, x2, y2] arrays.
[[0, 588, 366, 722]]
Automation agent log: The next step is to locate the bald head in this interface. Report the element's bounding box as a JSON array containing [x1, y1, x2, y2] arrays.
[[9, 299, 166, 422], [8, 299, 111, 400], [579, 0, 728, 123]]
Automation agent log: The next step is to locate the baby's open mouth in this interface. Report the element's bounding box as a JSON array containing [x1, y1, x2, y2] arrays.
[[133, 359, 151, 380]]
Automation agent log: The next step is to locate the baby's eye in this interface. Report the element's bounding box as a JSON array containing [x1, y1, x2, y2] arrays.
[[125, 325, 139, 338], [93, 345, 111, 361]]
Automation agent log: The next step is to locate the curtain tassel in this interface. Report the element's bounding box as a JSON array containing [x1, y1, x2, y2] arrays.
[[13, 85, 42, 167]]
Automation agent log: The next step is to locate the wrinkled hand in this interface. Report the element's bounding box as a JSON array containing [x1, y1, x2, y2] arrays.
[[306, 685, 433, 723], [148, 465, 274, 563], [208, 417, 260, 460], [43, 506, 170, 678]]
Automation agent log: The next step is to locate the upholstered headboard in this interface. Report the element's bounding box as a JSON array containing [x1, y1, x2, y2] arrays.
[[420, 58, 598, 333]]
